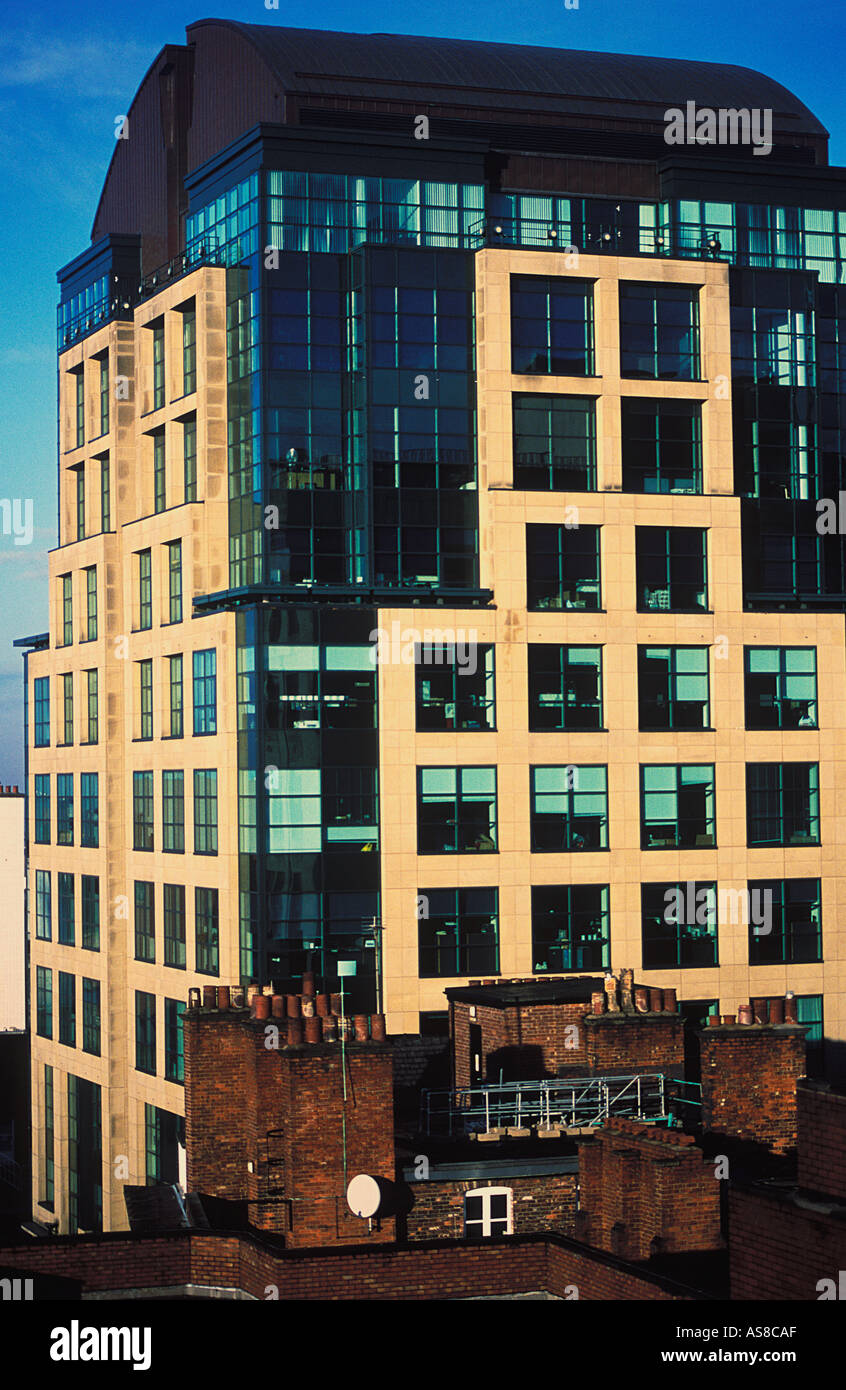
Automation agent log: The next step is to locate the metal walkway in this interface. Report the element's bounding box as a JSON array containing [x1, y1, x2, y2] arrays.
[[419, 1072, 667, 1137]]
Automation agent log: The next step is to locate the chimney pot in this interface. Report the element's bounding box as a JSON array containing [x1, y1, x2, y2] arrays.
[[769, 997, 785, 1024], [722, 1014, 736, 1025], [590, 991, 605, 1016], [302, 971, 316, 998], [649, 987, 664, 1013], [634, 986, 649, 1014], [301, 997, 316, 1019], [784, 995, 799, 1024], [316, 993, 330, 1018], [188, 988, 201, 1010], [371, 1013, 386, 1041], [232, 986, 246, 1009], [246, 984, 261, 1007], [304, 1016, 321, 1044], [322, 1015, 338, 1042], [202, 985, 217, 1009], [330, 992, 343, 1015], [662, 987, 677, 1013], [271, 994, 286, 1018], [286, 994, 301, 1019], [706, 1014, 720, 1027], [254, 995, 271, 1021], [287, 1018, 303, 1045], [353, 1014, 369, 1041], [752, 997, 768, 1025], [217, 985, 231, 1011], [737, 1003, 754, 1026]]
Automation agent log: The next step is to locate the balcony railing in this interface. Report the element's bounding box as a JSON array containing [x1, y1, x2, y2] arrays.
[[419, 1071, 667, 1137]]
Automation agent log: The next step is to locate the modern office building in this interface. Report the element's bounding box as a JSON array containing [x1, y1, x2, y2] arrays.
[[18, 21, 846, 1231]]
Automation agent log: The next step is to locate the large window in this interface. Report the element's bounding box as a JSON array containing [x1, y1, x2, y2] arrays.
[[153, 431, 166, 513], [418, 887, 498, 978], [196, 887, 220, 976], [67, 1074, 102, 1233], [59, 972, 76, 1047], [192, 649, 217, 735], [151, 320, 165, 410], [61, 672, 73, 746], [100, 454, 110, 532], [511, 275, 594, 376], [193, 769, 218, 855], [162, 770, 185, 853], [137, 659, 153, 741], [36, 966, 52, 1038], [163, 884, 186, 969], [168, 654, 184, 738], [744, 648, 817, 729], [134, 881, 155, 962], [98, 353, 109, 436], [133, 770, 154, 851], [81, 875, 99, 950], [57, 872, 75, 945], [73, 366, 84, 447], [135, 991, 156, 1074], [641, 764, 716, 849], [82, 979, 101, 1056], [80, 772, 98, 847], [265, 644, 375, 732], [748, 878, 821, 965], [164, 998, 184, 1084], [532, 884, 610, 972], [735, 415, 817, 501], [84, 669, 98, 744], [167, 541, 182, 623], [619, 282, 700, 379], [35, 869, 51, 940], [83, 566, 97, 640], [622, 399, 702, 493], [265, 767, 379, 854], [415, 644, 494, 732], [746, 763, 819, 846], [527, 523, 601, 610], [417, 767, 497, 854], [138, 550, 152, 630], [77, 462, 90, 536], [182, 303, 196, 395], [636, 527, 707, 612], [34, 676, 50, 746], [183, 417, 197, 503], [34, 774, 50, 843], [530, 765, 608, 851], [61, 575, 73, 646], [732, 303, 814, 387], [43, 1065, 54, 1208], [513, 394, 596, 491], [57, 773, 74, 845], [638, 646, 710, 730], [464, 1188, 512, 1239], [528, 645, 603, 731], [641, 881, 718, 969]]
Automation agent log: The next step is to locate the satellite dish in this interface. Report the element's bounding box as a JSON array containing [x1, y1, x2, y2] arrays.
[[346, 1173, 382, 1218]]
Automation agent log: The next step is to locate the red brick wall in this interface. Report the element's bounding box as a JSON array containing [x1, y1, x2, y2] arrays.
[[797, 1081, 846, 1201], [700, 1026, 806, 1155], [729, 1187, 846, 1300], [584, 1015, 684, 1076], [576, 1119, 722, 1261], [451, 1000, 591, 1087], [406, 1173, 578, 1242]]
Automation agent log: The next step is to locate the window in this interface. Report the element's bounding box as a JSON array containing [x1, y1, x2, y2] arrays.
[[418, 887, 498, 977], [36, 966, 53, 1038], [195, 887, 220, 976], [80, 772, 99, 847], [641, 764, 716, 849], [138, 659, 153, 740], [100, 454, 110, 532], [98, 354, 109, 436], [167, 541, 182, 623], [164, 998, 184, 1083], [152, 320, 165, 410], [59, 972, 76, 1047], [73, 367, 84, 447], [746, 763, 819, 846], [744, 648, 817, 729], [135, 991, 156, 1074], [34, 775, 50, 843], [60, 672, 73, 745], [511, 275, 594, 376], [641, 881, 718, 969], [267, 769, 320, 853], [61, 574, 73, 646], [192, 649, 217, 735], [81, 875, 100, 950], [162, 770, 185, 853], [145, 1105, 184, 1186], [138, 550, 152, 630], [622, 399, 702, 493], [638, 646, 709, 730], [732, 302, 814, 387], [57, 773, 74, 844], [735, 414, 817, 501], [795, 994, 824, 1075], [82, 979, 101, 1056], [84, 669, 98, 744], [183, 417, 197, 503], [35, 869, 51, 940], [532, 884, 610, 972], [464, 1187, 513, 1239], [134, 881, 155, 962], [83, 569, 96, 638], [513, 394, 596, 491], [168, 654, 184, 737], [264, 645, 375, 732], [528, 645, 603, 731], [182, 304, 196, 395], [636, 527, 707, 611], [153, 431, 166, 513], [193, 769, 218, 855], [34, 676, 50, 746], [57, 870, 75, 946], [133, 770, 154, 851], [417, 767, 497, 853], [75, 465, 85, 540], [527, 523, 601, 610], [163, 884, 186, 968], [415, 644, 495, 731], [620, 282, 700, 379], [44, 1065, 54, 1208], [67, 1074, 102, 1233], [531, 765, 608, 851], [749, 879, 821, 965]]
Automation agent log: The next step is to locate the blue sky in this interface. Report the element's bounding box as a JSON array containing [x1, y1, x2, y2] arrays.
[[0, 0, 843, 779]]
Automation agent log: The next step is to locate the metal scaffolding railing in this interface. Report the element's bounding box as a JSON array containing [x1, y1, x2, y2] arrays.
[[419, 1072, 667, 1137]]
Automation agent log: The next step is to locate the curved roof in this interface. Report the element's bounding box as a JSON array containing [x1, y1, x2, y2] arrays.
[[190, 20, 827, 136]]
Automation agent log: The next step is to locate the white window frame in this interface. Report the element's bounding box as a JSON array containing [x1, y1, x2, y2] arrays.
[[464, 1186, 513, 1238]]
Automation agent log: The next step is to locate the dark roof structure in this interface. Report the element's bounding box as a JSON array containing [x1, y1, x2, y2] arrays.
[[445, 977, 605, 1009]]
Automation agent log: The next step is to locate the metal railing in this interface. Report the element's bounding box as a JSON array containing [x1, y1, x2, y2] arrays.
[[419, 1071, 667, 1137]]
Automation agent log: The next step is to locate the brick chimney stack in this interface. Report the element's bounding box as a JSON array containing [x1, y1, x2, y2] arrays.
[[699, 998, 807, 1155]]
